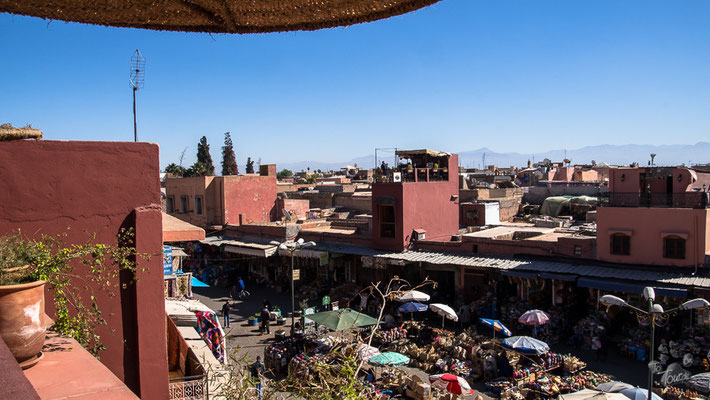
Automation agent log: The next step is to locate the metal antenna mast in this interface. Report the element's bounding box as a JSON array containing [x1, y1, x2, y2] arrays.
[[130, 50, 145, 142]]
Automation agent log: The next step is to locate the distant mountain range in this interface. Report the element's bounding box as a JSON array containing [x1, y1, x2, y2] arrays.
[[277, 142, 710, 172]]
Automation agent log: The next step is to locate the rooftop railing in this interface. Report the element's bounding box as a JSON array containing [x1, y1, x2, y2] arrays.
[[374, 167, 450, 183], [169, 375, 208, 400], [598, 192, 709, 209]]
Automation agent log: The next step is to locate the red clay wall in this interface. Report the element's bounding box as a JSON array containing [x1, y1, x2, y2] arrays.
[[372, 155, 459, 251], [277, 198, 310, 220], [222, 175, 277, 225], [0, 140, 168, 399], [597, 207, 709, 268], [371, 182, 405, 251], [415, 235, 596, 260]]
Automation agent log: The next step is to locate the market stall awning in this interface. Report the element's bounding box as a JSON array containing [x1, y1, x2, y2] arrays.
[[201, 236, 277, 258], [305, 308, 379, 331], [501, 270, 539, 280], [277, 247, 326, 259], [162, 212, 205, 242], [375, 251, 710, 289], [224, 244, 277, 258], [577, 278, 687, 298], [540, 272, 577, 281]]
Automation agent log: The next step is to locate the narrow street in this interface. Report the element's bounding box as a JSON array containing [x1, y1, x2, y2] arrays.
[[194, 283, 295, 362]]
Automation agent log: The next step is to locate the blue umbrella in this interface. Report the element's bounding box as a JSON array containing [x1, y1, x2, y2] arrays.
[[398, 302, 428, 312], [479, 318, 512, 338], [191, 276, 209, 287], [398, 302, 428, 320], [619, 388, 663, 400], [502, 336, 550, 355]]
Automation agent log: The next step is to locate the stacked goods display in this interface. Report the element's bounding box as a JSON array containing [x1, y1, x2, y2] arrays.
[[264, 338, 303, 374], [390, 330, 489, 379], [563, 355, 587, 373], [663, 386, 705, 400], [373, 326, 407, 344]]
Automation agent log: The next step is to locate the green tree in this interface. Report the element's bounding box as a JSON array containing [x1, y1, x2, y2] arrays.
[[221, 132, 238, 176], [197, 136, 215, 176], [276, 169, 293, 179], [306, 175, 317, 184], [245, 157, 255, 174], [185, 161, 207, 177], [164, 163, 186, 177]]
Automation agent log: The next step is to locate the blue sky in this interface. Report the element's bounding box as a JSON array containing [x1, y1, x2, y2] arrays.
[[1, 0, 709, 169]]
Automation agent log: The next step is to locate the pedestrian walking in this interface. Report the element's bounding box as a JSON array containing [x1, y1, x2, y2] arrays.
[[260, 306, 271, 335], [251, 356, 265, 399], [221, 300, 231, 328], [592, 333, 602, 360]]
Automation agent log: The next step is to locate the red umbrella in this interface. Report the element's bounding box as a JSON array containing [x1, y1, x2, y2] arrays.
[[429, 373, 475, 396]]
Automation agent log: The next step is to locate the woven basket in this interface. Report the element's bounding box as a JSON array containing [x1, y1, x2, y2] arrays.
[[0, 0, 444, 34], [0, 124, 42, 142]]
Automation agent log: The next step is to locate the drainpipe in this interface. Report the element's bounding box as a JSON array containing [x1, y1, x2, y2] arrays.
[[695, 214, 699, 274]]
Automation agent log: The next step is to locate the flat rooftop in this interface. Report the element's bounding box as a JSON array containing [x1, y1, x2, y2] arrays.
[[463, 224, 554, 239]]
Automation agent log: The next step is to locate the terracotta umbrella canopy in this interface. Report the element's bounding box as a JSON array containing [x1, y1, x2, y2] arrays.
[[0, 0, 445, 34]]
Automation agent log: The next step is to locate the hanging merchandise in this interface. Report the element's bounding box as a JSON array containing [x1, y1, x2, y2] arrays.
[[195, 310, 225, 363]]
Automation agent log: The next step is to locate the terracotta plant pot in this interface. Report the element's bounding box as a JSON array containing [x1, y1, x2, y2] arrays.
[[0, 280, 50, 365]]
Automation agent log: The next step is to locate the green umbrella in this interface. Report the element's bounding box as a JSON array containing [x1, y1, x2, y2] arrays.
[[368, 352, 410, 366], [305, 308, 379, 331]]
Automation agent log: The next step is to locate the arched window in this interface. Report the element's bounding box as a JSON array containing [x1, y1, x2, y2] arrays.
[[610, 233, 630, 255], [663, 236, 686, 259]]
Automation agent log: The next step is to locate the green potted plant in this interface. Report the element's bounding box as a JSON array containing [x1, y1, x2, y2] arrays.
[[248, 316, 257, 326], [0, 229, 148, 367]]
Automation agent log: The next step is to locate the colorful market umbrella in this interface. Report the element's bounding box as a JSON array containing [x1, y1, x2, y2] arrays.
[[368, 352, 410, 367], [502, 336, 550, 355], [518, 309, 550, 326], [398, 302, 428, 320], [429, 303, 458, 329], [305, 308, 379, 331], [560, 389, 628, 400], [596, 382, 634, 393], [395, 290, 431, 302], [429, 373, 475, 396], [191, 276, 209, 287], [479, 318, 512, 338], [619, 388, 664, 400], [687, 373, 710, 393]]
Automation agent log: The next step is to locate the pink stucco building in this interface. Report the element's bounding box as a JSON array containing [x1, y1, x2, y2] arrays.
[[165, 164, 278, 228], [597, 166, 710, 269]]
